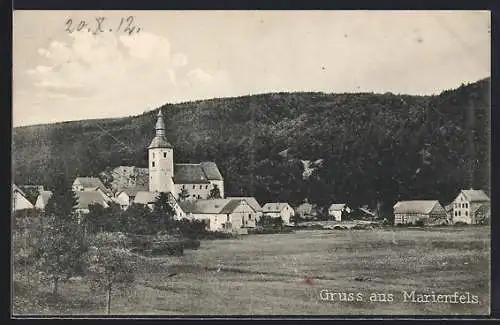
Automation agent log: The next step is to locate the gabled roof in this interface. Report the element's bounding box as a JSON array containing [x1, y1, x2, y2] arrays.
[[37, 191, 53, 205], [461, 189, 490, 202], [134, 191, 158, 205], [116, 186, 148, 198], [227, 197, 262, 212], [173, 164, 211, 184], [179, 198, 247, 214], [393, 200, 441, 214], [329, 203, 348, 211], [262, 202, 291, 213], [12, 184, 26, 196], [74, 177, 106, 189], [200, 162, 223, 181], [75, 191, 109, 210]]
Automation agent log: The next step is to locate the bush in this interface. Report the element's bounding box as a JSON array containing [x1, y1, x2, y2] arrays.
[[182, 238, 201, 250], [150, 241, 183, 256], [414, 220, 425, 227]]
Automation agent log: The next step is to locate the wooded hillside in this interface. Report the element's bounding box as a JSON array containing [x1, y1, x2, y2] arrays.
[[12, 77, 490, 217]]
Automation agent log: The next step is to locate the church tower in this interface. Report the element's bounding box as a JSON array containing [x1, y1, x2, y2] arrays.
[[148, 109, 174, 194]]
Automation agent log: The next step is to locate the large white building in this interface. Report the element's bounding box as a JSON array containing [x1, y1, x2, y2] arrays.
[[147, 109, 225, 201]]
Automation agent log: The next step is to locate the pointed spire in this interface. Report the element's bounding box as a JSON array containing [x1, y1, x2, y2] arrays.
[[148, 108, 172, 149]]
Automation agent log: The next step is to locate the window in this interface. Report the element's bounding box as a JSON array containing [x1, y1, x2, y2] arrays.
[[164, 152, 167, 158], [152, 152, 155, 158], [227, 215, 230, 222], [465, 203, 468, 208], [192, 185, 195, 189], [152, 161, 155, 167], [199, 185, 202, 190], [459, 211, 461, 216], [205, 185, 208, 189]]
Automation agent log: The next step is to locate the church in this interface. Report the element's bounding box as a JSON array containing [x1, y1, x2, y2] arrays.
[[146, 109, 225, 200]]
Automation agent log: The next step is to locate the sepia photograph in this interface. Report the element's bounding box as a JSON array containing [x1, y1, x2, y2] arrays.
[[11, 10, 491, 317]]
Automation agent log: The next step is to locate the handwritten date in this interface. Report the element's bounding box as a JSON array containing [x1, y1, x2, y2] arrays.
[[65, 16, 141, 35]]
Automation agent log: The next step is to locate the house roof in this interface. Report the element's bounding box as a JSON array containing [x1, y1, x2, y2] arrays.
[[173, 164, 211, 184], [179, 198, 247, 214], [74, 177, 106, 189], [116, 186, 148, 198], [329, 203, 348, 211], [12, 184, 26, 196], [134, 191, 158, 205], [393, 200, 441, 214], [461, 189, 490, 202], [296, 202, 314, 215], [37, 191, 53, 205], [75, 191, 109, 210], [358, 207, 376, 217], [227, 197, 262, 212], [262, 203, 290, 213]]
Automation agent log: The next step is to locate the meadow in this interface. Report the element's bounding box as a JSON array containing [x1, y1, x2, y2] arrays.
[[12, 226, 490, 316]]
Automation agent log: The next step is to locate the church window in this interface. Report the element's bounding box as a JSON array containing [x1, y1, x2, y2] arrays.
[[152, 161, 155, 167], [164, 152, 167, 158], [248, 214, 252, 219]]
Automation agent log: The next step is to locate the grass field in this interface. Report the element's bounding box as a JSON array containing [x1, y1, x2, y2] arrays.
[[12, 226, 490, 316]]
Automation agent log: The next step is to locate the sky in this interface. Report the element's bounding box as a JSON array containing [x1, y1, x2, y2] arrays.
[[13, 10, 490, 127]]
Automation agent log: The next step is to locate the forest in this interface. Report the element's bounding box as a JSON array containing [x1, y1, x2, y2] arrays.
[[12, 77, 490, 217]]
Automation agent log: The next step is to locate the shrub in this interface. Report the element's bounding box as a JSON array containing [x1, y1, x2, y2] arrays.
[[414, 220, 425, 227], [182, 238, 201, 250], [150, 241, 183, 256]]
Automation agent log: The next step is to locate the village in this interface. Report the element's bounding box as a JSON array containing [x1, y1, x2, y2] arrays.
[[12, 109, 491, 232]]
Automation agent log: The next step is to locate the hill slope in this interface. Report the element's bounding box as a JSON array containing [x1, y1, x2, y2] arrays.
[[12, 78, 490, 216]]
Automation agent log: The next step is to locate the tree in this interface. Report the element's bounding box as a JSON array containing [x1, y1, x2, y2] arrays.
[[152, 192, 176, 232], [34, 180, 87, 295], [208, 184, 221, 199], [85, 232, 136, 315], [290, 213, 302, 226], [178, 187, 190, 201]]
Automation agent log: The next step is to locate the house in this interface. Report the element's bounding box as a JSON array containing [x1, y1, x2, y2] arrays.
[[452, 189, 490, 224], [74, 190, 110, 215], [179, 198, 257, 233], [35, 191, 53, 210], [349, 206, 377, 221], [328, 204, 352, 222], [133, 191, 186, 219], [114, 186, 148, 210], [393, 200, 447, 225], [295, 201, 319, 220], [261, 203, 295, 225], [227, 197, 263, 221], [12, 184, 34, 212]]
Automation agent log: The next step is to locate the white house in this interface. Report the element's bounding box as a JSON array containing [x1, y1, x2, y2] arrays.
[[12, 184, 34, 212], [74, 190, 110, 215], [179, 198, 257, 233], [227, 197, 263, 221], [114, 186, 147, 210], [328, 203, 351, 222], [261, 202, 295, 225], [35, 190, 53, 210], [452, 189, 490, 224]]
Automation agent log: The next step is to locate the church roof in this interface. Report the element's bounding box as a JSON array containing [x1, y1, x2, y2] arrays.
[[148, 109, 173, 149], [173, 164, 211, 184], [200, 162, 224, 181]]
